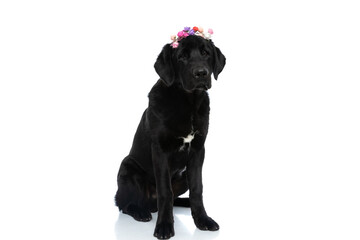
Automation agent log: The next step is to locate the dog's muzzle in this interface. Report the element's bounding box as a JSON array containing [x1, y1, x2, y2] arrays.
[[193, 67, 211, 90]]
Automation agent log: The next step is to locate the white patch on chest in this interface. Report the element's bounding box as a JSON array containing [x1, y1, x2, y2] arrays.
[[179, 130, 197, 152], [182, 132, 195, 143]]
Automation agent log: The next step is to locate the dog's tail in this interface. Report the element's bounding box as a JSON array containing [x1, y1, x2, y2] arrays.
[[173, 197, 190, 207]]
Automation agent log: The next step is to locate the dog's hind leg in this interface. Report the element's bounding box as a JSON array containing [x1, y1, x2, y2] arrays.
[[115, 156, 152, 222], [172, 171, 190, 207]]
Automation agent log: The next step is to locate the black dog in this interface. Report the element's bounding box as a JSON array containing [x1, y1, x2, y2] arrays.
[[115, 35, 226, 239]]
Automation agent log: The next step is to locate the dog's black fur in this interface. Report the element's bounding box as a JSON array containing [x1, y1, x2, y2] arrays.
[[115, 35, 226, 239]]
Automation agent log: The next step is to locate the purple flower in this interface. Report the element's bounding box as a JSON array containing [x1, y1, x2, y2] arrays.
[[188, 29, 195, 35], [183, 26, 191, 32]]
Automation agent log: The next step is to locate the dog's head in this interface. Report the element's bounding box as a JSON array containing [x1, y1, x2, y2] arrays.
[[154, 35, 226, 91]]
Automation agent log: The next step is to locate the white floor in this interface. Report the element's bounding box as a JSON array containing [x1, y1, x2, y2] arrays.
[[1, 162, 359, 240]]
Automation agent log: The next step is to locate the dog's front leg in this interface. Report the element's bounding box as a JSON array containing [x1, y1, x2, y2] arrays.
[[187, 147, 219, 231], [152, 144, 174, 239]]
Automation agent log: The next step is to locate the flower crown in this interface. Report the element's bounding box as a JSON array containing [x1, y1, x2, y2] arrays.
[[170, 26, 213, 48]]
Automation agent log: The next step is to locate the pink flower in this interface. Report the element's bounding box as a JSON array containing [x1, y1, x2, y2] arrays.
[[170, 35, 176, 41], [171, 41, 179, 48], [208, 28, 214, 34], [177, 31, 184, 38]]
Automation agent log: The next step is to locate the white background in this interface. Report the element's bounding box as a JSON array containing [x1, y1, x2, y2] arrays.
[[1, 0, 359, 239]]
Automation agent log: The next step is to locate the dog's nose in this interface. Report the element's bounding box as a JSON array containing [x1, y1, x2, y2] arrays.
[[193, 67, 209, 79]]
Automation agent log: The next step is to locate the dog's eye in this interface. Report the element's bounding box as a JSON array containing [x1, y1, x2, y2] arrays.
[[201, 49, 208, 56]]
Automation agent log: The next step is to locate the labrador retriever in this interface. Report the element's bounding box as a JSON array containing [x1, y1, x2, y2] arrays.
[[115, 33, 226, 239]]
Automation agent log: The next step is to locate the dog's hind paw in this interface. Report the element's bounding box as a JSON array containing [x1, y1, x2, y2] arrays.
[[122, 204, 152, 222]]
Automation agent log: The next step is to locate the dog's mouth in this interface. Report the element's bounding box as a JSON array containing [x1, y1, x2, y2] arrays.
[[195, 82, 211, 91], [181, 80, 211, 93], [195, 84, 209, 91]]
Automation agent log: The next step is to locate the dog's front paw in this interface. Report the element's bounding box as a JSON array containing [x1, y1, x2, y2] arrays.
[[154, 221, 174, 239], [194, 215, 219, 231]]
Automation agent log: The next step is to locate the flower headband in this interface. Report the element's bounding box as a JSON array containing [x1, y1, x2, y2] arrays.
[[170, 26, 213, 48]]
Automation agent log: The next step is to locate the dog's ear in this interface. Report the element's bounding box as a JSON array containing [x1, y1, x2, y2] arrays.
[[212, 43, 226, 80], [154, 44, 175, 86]]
